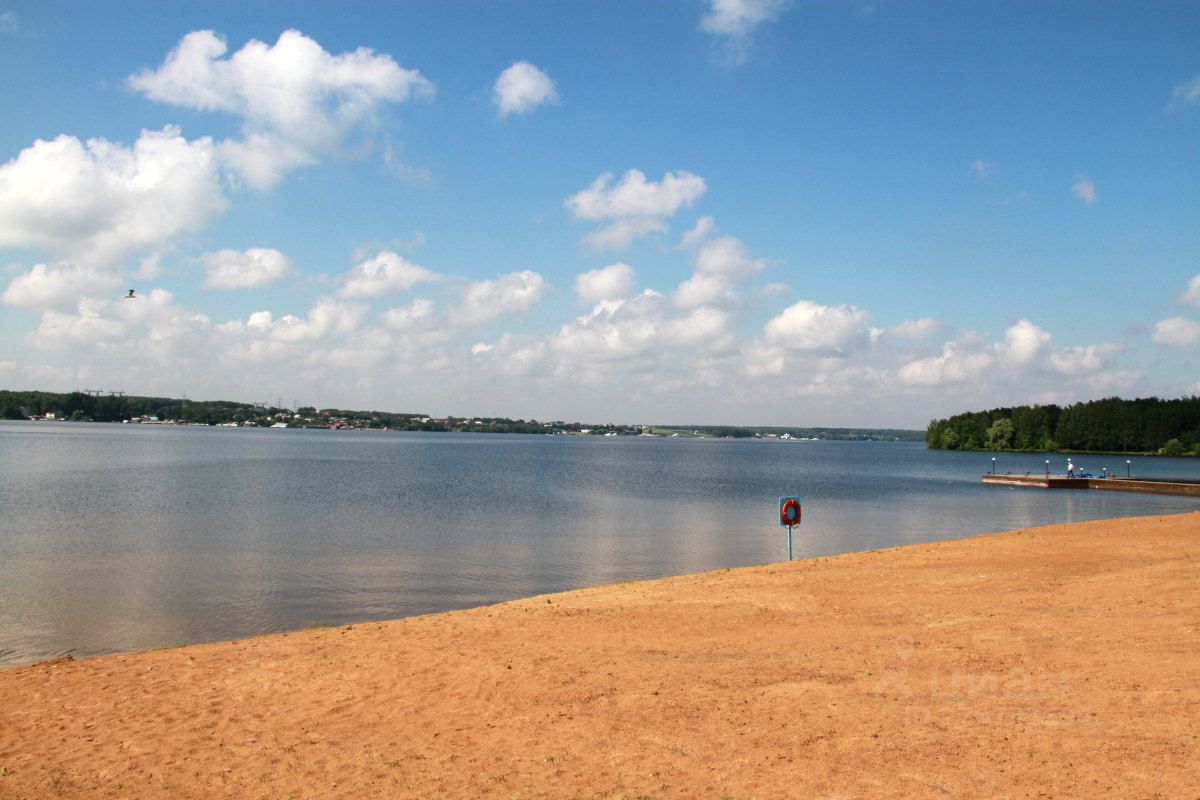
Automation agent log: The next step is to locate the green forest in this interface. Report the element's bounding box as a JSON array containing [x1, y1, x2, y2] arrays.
[[926, 396, 1200, 455]]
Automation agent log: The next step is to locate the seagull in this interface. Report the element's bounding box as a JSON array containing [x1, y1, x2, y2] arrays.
[[124, 289, 136, 299]]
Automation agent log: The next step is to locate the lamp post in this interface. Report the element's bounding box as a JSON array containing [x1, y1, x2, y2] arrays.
[[1045, 459, 1050, 477], [991, 457, 996, 475], [1126, 459, 1131, 479], [1103, 467, 1108, 479]]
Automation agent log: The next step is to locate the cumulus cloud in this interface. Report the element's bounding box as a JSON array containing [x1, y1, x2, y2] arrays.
[[898, 341, 994, 386], [381, 298, 434, 330], [1072, 176, 1097, 205], [693, 235, 768, 279], [219, 297, 365, 344], [129, 29, 433, 189], [455, 270, 546, 324], [469, 333, 547, 377], [575, 263, 635, 304], [671, 234, 768, 309], [493, 61, 558, 117], [1047, 343, 1123, 377], [28, 289, 210, 355], [2, 262, 121, 311], [0, 127, 225, 266], [582, 218, 668, 250], [201, 247, 293, 289], [1181, 274, 1200, 308], [552, 291, 676, 362], [566, 169, 706, 250], [876, 317, 943, 340], [897, 320, 1126, 388], [998, 318, 1052, 368], [1152, 316, 1200, 349], [679, 215, 715, 248], [673, 273, 730, 309], [700, 0, 787, 64], [763, 299, 872, 353], [337, 251, 439, 298]]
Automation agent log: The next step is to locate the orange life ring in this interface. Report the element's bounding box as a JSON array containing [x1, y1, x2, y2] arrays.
[[780, 497, 801, 525]]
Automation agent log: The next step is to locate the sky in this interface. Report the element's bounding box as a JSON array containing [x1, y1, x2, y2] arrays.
[[0, 1, 1198, 428]]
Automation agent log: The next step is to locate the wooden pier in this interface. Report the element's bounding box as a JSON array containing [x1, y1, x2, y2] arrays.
[[982, 473, 1200, 497]]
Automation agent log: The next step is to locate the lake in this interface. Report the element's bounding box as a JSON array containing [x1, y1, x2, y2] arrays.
[[2, 421, 1197, 667]]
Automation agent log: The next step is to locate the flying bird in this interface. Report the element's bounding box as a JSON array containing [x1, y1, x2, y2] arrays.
[[124, 289, 136, 299]]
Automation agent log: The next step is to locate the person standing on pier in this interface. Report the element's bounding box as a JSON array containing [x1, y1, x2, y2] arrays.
[[1067, 459, 1075, 478]]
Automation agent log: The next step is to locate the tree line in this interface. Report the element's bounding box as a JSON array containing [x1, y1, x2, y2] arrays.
[[926, 396, 1200, 454]]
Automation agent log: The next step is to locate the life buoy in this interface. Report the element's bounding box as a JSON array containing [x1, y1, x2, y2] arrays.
[[780, 497, 801, 525]]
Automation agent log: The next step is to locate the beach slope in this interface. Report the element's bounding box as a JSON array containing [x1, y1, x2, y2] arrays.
[[2, 512, 1198, 798]]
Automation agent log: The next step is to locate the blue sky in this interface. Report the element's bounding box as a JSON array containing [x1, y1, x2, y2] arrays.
[[1, 1, 1198, 426]]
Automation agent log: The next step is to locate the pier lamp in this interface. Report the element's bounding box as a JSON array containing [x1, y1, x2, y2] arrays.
[[991, 457, 996, 475], [1126, 459, 1131, 478], [1045, 459, 1050, 477], [1103, 467, 1108, 479]]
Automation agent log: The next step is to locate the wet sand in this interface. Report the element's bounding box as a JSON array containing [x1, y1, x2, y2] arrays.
[[1, 512, 1198, 798]]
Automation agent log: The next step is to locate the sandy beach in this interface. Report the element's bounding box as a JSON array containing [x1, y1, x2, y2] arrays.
[[1, 512, 1198, 799]]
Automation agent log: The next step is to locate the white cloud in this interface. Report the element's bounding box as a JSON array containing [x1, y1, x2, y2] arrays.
[[1152, 316, 1200, 349], [966, 159, 994, 178], [679, 215, 715, 248], [129, 29, 433, 189], [27, 289, 210, 353], [2, 262, 120, 311], [700, 0, 786, 64], [673, 273, 730, 309], [381, 298, 434, 330], [575, 263, 635, 304], [583, 218, 667, 251], [998, 319, 1051, 368], [201, 247, 293, 289], [898, 341, 994, 386], [220, 297, 365, 344], [693, 235, 768, 279], [664, 306, 731, 347], [493, 61, 558, 117], [469, 333, 547, 377], [567, 169, 706, 220], [551, 290, 665, 362], [566, 169, 706, 250], [1181, 274, 1200, 308], [0, 127, 225, 266], [455, 270, 546, 324], [0, 11, 17, 33], [337, 251, 439, 298], [1047, 343, 1122, 376], [1169, 74, 1200, 105], [763, 299, 871, 353], [1071, 176, 1097, 205], [878, 317, 943, 340]]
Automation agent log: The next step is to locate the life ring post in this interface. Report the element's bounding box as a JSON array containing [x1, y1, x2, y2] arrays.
[[778, 495, 802, 562]]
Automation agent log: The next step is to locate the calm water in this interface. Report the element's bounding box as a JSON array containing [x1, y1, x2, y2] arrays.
[[2, 421, 1198, 667]]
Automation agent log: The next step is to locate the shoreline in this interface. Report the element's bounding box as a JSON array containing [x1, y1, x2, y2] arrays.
[[2, 511, 1198, 798]]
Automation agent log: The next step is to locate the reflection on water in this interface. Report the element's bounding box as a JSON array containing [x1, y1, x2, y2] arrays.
[[1, 421, 1197, 666]]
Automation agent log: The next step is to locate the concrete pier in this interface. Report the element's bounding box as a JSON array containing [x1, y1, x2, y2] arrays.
[[982, 473, 1200, 497]]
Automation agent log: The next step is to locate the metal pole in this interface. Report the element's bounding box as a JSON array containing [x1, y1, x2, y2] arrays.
[[991, 457, 996, 475], [788, 524, 793, 561], [1045, 459, 1049, 477], [1126, 460, 1130, 478]]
